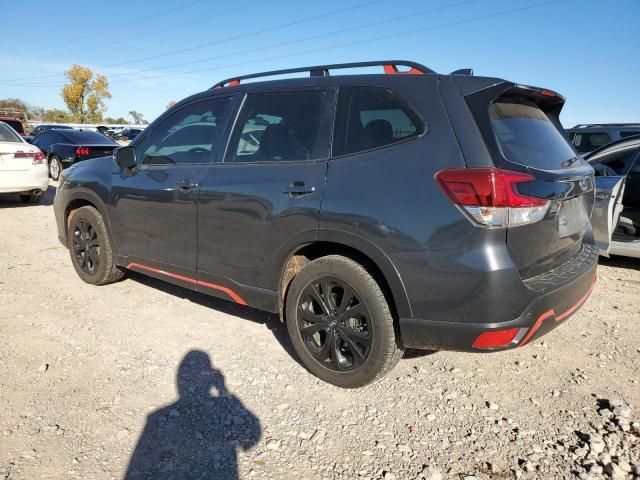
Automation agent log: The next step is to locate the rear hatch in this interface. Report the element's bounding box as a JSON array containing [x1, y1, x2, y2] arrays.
[[464, 83, 595, 279]]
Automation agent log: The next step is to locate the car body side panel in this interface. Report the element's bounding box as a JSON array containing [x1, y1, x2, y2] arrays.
[[196, 161, 328, 290], [319, 76, 473, 255]]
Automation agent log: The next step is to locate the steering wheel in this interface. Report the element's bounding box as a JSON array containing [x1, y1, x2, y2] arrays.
[[600, 165, 618, 176]]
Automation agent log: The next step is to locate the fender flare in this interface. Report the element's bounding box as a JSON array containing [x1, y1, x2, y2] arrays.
[[63, 188, 118, 257], [273, 228, 412, 319]]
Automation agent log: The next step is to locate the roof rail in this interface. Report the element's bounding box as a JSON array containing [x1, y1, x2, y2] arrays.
[[212, 60, 435, 89], [572, 123, 640, 128]]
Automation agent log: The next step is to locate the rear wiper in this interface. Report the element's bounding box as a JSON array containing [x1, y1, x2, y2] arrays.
[[561, 156, 580, 168]]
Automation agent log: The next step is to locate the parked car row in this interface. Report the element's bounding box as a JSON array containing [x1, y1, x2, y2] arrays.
[[30, 129, 120, 180]]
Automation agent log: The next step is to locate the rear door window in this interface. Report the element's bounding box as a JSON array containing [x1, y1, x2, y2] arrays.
[[571, 132, 612, 153], [227, 90, 332, 163], [489, 99, 577, 169], [333, 86, 424, 156]]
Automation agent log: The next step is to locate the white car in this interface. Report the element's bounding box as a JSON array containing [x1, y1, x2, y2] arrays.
[[0, 121, 49, 203]]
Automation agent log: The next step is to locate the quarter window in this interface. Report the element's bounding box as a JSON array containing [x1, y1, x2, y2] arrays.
[[139, 97, 233, 165], [228, 90, 331, 162], [333, 86, 424, 156]]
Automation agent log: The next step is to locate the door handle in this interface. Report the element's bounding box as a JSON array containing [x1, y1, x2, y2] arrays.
[[282, 182, 315, 197], [177, 179, 198, 191]]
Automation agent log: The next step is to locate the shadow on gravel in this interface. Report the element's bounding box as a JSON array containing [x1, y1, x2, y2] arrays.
[[125, 350, 261, 480], [599, 255, 640, 272], [127, 271, 302, 364], [403, 348, 437, 359], [0, 184, 56, 207]]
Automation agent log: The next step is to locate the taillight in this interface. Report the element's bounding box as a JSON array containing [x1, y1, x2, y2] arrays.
[[435, 168, 550, 228], [33, 152, 45, 164], [75, 147, 89, 155], [13, 151, 46, 165]]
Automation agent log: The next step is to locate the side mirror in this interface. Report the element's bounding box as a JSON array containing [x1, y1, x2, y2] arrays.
[[114, 145, 137, 169]]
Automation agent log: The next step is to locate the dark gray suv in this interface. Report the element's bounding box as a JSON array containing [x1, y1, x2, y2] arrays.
[[53, 61, 610, 388]]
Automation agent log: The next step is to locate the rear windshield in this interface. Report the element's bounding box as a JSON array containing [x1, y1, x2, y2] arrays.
[[59, 130, 116, 144], [1, 119, 24, 134], [490, 99, 576, 169], [0, 123, 23, 142]]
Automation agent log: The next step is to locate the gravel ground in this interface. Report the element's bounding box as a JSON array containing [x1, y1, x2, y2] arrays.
[[1, 185, 639, 480]]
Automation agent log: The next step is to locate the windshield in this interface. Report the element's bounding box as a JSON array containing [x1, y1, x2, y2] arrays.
[[490, 99, 577, 169], [0, 123, 23, 142]]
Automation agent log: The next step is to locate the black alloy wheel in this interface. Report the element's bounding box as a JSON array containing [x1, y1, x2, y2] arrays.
[[297, 277, 372, 371], [72, 219, 101, 275], [67, 206, 125, 285], [286, 255, 403, 388]]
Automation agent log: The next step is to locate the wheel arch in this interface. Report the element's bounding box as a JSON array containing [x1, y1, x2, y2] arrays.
[[276, 232, 412, 323], [63, 190, 118, 257]]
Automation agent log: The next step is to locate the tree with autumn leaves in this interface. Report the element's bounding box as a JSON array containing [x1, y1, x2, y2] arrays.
[[61, 65, 111, 123]]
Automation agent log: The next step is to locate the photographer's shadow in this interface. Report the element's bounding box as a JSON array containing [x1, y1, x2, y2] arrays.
[[125, 350, 261, 480]]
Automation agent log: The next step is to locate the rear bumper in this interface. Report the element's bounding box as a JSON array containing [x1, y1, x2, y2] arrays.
[[0, 167, 49, 194], [399, 244, 598, 351]]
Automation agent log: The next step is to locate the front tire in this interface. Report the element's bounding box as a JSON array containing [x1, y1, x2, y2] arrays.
[[285, 255, 403, 388], [49, 155, 62, 180], [67, 206, 124, 285]]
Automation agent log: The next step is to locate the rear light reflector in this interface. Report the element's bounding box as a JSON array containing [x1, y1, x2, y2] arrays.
[[473, 328, 522, 349], [75, 147, 89, 155], [435, 168, 550, 228], [13, 151, 46, 164]]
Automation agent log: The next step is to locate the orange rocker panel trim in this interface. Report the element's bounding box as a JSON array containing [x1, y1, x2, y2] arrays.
[[126, 263, 248, 306]]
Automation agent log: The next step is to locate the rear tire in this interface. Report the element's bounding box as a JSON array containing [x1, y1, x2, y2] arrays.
[[20, 192, 43, 204], [67, 206, 124, 285], [285, 255, 403, 388], [49, 155, 62, 180]]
